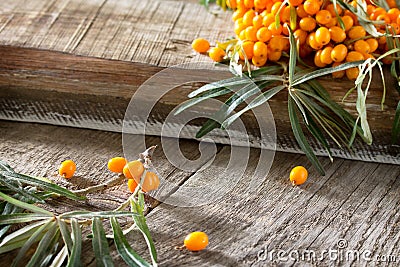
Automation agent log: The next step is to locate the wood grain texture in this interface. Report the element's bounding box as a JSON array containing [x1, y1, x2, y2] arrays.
[[1, 121, 399, 266]]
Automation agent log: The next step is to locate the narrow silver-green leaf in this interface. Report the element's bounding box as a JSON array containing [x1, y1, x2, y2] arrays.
[[288, 97, 325, 175], [26, 221, 58, 267], [288, 27, 297, 84], [0, 191, 52, 215], [92, 217, 114, 267], [58, 218, 73, 254], [0, 213, 52, 224], [0, 220, 47, 247], [111, 217, 151, 267], [60, 210, 139, 219], [50, 246, 68, 267], [67, 219, 82, 267]]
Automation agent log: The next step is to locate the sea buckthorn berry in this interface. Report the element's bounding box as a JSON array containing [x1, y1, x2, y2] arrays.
[[268, 23, 283, 36], [387, 8, 400, 22], [59, 160, 76, 179], [253, 15, 264, 29], [329, 26, 346, 43], [389, 23, 400, 34], [245, 26, 259, 41], [346, 67, 360, 80], [299, 43, 313, 58], [325, 16, 338, 27], [354, 40, 371, 54], [314, 50, 327, 67], [263, 13, 275, 27], [346, 51, 364, 62], [303, 0, 320, 15], [332, 62, 345, 78], [243, 10, 256, 26], [344, 10, 358, 24], [289, 166, 308, 185], [244, 0, 254, 8], [320, 46, 334, 64], [280, 6, 291, 23], [387, 0, 397, 8], [299, 17, 317, 32], [191, 38, 210, 53], [123, 160, 144, 180], [252, 55, 268, 67], [108, 157, 128, 173], [348, 26, 366, 39], [239, 41, 254, 60], [365, 38, 378, 52], [127, 179, 138, 193], [307, 32, 323, 50], [326, 3, 342, 16], [269, 36, 284, 51], [362, 53, 375, 60], [271, 2, 283, 15], [296, 5, 309, 18], [209, 47, 226, 62], [226, 0, 238, 9], [316, 10, 332, 25], [232, 9, 246, 22], [239, 29, 247, 40], [341, 15, 354, 31], [257, 27, 272, 42], [184, 232, 209, 252], [135, 171, 160, 192], [294, 29, 308, 45], [234, 21, 246, 35], [268, 49, 282, 61], [376, 14, 391, 26], [370, 7, 386, 20], [253, 41, 268, 58], [289, 0, 304, 6], [254, 0, 268, 10], [331, 44, 348, 62], [315, 27, 330, 45]]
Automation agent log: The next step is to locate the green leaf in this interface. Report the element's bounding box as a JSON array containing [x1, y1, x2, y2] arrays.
[[58, 218, 73, 254], [26, 221, 59, 267], [288, 27, 297, 84], [50, 246, 68, 267], [188, 77, 246, 98], [0, 160, 14, 173], [0, 191, 52, 215], [0, 219, 47, 247], [0, 180, 44, 203], [0, 239, 27, 254], [304, 112, 333, 161], [11, 219, 54, 266], [288, 96, 325, 175], [0, 213, 53, 224], [60, 210, 140, 219], [222, 85, 286, 129], [111, 217, 151, 267], [92, 217, 114, 267], [292, 61, 364, 86], [0, 171, 83, 201], [67, 219, 82, 267], [392, 100, 400, 143]]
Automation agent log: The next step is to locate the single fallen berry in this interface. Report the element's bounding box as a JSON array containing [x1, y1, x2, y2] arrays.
[[184, 231, 209, 251], [107, 157, 128, 173], [59, 160, 76, 179], [191, 38, 210, 53], [123, 160, 144, 180], [289, 166, 308, 185]]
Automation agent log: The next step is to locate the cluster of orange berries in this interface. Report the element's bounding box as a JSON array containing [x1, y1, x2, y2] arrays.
[[192, 0, 400, 80], [58, 157, 160, 193]]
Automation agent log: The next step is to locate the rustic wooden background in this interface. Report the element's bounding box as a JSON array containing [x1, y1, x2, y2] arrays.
[[1, 0, 400, 266]]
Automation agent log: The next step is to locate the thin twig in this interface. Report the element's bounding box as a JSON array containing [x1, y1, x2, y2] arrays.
[[72, 175, 126, 196]]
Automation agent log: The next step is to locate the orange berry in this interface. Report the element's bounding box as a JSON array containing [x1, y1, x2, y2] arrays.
[[209, 47, 226, 62], [244, 0, 254, 8], [108, 157, 128, 173], [226, 0, 238, 9], [59, 160, 76, 179], [389, 23, 400, 34], [289, 166, 308, 185], [346, 51, 364, 62], [354, 40, 371, 54], [326, 3, 343, 16], [232, 9, 245, 22], [376, 14, 391, 26], [315, 27, 330, 45], [303, 0, 320, 15], [123, 160, 144, 180], [365, 38, 378, 53], [294, 29, 308, 45], [234, 20, 246, 35], [331, 44, 348, 62], [346, 67, 360, 80], [257, 27, 272, 42], [307, 32, 323, 50], [268, 49, 282, 61], [239, 41, 254, 60], [191, 38, 210, 53], [348, 26, 366, 39], [243, 9, 256, 26], [239, 29, 247, 40], [253, 15, 264, 29], [245, 26, 259, 41], [316, 10, 332, 25], [253, 41, 268, 58], [127, 179, 138, 193], [332, 62, 345, 78], [341, 15, 354, 31], [254, 0, 268, 10], [268, 23, 283, 36], [184, 232, 209, 252], [271, 2, 283, 15], [329, 26, 346, 43], [135, 171, 160, 192], [269, 36, 284, 51], [280, 6, 291, 23], [299, 43, 314, 58], [262, 13, 275, 27], [289, 0, 304, 6], [299, 17, 317, 32], [296, 5, 309, 18], [314, 50, 327, 67], [387, 8, 400, 22], [370, 7, 386, 21], [344, 10, 358, 24], [320, 46, 334, 64], [252, 55, 268, 66]]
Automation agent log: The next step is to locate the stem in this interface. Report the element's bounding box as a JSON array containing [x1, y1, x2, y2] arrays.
[[72, 175, 126, 196]]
